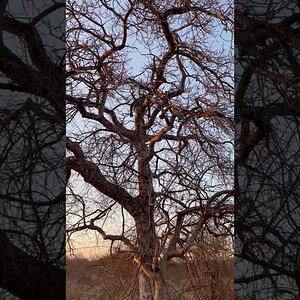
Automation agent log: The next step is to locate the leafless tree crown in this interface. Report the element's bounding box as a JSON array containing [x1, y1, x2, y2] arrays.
[[67, 1, 233, 299]]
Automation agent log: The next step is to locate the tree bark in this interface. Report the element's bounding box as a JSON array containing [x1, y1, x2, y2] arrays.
[[153, 273, 165, 300], [139, 272, 153, 300], [138, 262, 165, 300], [136, 216, 155, 299], [135, 217, 166, 300]]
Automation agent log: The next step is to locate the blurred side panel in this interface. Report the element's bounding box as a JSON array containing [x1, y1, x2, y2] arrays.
[[0, 1, 65, 299], [235, 0, 300, 299]]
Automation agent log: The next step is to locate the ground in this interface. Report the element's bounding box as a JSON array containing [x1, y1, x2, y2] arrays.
[[67, 251, 233, 300]]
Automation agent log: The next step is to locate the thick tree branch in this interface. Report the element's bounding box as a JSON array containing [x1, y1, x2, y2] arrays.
[[67, 138, 145, 218]]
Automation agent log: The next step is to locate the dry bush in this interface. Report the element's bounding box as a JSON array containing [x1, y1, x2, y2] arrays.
[[164, 242, 234, 300], [67, 246, 233, 300], [67, 252, 139, 300]]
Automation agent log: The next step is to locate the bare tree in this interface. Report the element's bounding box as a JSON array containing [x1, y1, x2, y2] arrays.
[[235, 0, 300, 298], [66, 1, 234, 299], [0, 1, 65, 299]]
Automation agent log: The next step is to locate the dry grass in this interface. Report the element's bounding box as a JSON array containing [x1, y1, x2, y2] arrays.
[[67, 251, 233, 300]]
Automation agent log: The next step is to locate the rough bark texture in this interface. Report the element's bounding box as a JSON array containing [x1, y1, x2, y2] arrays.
[[139, 272, 153, 300], [153, 273, 165, 300]]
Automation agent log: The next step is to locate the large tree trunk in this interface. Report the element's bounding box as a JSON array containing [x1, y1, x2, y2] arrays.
[[136, 216, 155, 300], [135, 216, 166, 300], [135, 214, 166, 300], [139, 272, 153, 300], [153, 272, 165, 300], [138, 265, 165, 300], [133, 120, 165, 299]]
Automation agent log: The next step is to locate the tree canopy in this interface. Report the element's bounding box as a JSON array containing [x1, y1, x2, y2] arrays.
[[66, 1, 234, 299]]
